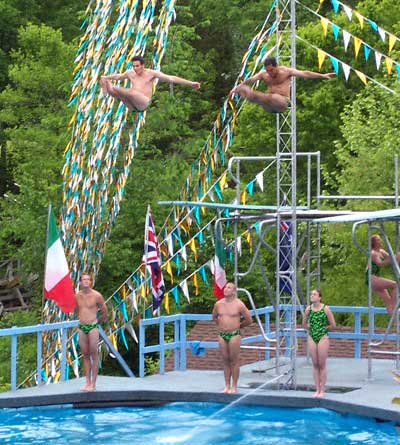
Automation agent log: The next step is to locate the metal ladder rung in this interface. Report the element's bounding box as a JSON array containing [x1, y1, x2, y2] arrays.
[[369, 350, 400, 355], [241, 345, 277, 351]]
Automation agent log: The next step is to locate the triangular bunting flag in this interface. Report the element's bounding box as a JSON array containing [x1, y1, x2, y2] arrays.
[[343, 30, 351, 51], [378, 27, 386, 42], [363, 44, 371, 61], [375, 51, 382, 70], [331, 23, 340, 40], [329, 55, 339, 75], [385, 57, 393, 75], [354, 11, 364, 28], [353, 37, 362, 58], [355, 70, 367, 85], [320, 17, 329, 37], [255, 172, 264, 191], [342, 4, 353, 21], [317, 48, 326, 69], [341, 62, 351, 81], [389, 34, 396, 53]]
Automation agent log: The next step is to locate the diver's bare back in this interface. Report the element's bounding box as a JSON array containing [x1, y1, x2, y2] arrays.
[[262, 66, 291, 97], [126, 68, 156, 98]]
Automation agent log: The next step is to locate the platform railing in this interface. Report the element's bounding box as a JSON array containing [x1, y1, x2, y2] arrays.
[[139, 305, 397, 377], [0, 320, 133, 391]]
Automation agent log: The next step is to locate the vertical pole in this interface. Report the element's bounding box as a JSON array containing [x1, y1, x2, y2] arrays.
[[139, 320, 145, 377], [367, 224, 373, 380], [37, 331, 43, 385], [60, 328, 68, 381], [11, 331, 17, 391], [42, 204, 52, 324]]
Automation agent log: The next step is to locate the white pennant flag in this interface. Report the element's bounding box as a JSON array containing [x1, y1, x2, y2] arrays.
[[342, 5, 353, 21], [375, 51, 383, 69], [181, 245, 188, 270], [343, 30, 351, 51], [377, 27, 386, 42], [166, 234, 174, 256], [255, 172, 264, 191], [179, 279, 190, 303], [342, 62, 351, 81], [208, 259, 215, 275], [236, 236, 242, 256], [129, 290, 138, 313]]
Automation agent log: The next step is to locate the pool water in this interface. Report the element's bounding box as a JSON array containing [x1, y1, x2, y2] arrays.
[[0, 402, 397, 445]]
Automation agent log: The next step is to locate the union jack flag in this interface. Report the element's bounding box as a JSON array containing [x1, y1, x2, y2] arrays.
[[143, 206, 165, 311]]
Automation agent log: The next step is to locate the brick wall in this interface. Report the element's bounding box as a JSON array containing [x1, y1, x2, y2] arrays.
[[164, 321, 397, 372]]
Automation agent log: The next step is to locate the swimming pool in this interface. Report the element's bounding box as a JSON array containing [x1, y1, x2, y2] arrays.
[[0, 402, 397, 444]]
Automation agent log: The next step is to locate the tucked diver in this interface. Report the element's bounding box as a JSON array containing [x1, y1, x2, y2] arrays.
[[100, 55, 200, 112], [303, 289, 336, 398], [230, 56, 334, 114], [212, 282, 252, 394]]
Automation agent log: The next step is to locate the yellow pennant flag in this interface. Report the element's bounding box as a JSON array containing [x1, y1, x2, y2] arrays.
[[385, 56, 393, 74], [354, 11, 364, 28], [353, 37, 362, 58], [192, 273, 199, 296], [317, 49, 326, 70], [189, 238, 198, 262], [244, 230, 253, 253], [163, 292, 170, 313], [219, 172, 228, 190], [388, 34, 396, 53], [241, 190, 247, 205], [355, 70, 368, 85], [320, 17, 329, 37], [166, 260, 174, 283]]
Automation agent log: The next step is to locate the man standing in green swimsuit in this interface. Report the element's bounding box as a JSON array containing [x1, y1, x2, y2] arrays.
[[75, 274, 108, 391], [212, 282, 252, 394]]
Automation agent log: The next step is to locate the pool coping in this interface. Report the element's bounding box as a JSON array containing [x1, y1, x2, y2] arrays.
[[0, 358, 399, 425]]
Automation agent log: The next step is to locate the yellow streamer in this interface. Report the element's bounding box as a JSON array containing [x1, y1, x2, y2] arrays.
[[353, 37, 362, 58], [241, 190, 247, 205], [354, 11, 364, 28], [320, 17, 329, 37], [219, 172, 228, 190], [385, 57, 393, 75], [166, 260, 174, 283], [355, 70, 368, 85], [189, 238, 197, 262], [389, 34, 396, 53], [192, 273, 199, 296], [244, 231, 253, 253], [317, 49, 326, 70], [164, 292, 170, 313]]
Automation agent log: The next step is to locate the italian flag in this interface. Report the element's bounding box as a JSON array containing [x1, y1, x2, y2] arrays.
[[213, 230, 226, 300], [44, 208, 75, 313]]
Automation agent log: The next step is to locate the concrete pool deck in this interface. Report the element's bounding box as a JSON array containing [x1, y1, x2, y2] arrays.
[[0, 357, 400, 425]]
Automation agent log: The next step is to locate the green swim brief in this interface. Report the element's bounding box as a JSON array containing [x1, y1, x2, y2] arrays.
[[79, 322, 98, 335], [219, 330, 240, 342]]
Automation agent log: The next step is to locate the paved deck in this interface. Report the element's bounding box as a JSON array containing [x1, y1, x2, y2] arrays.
[[1, 358, 400, 425]]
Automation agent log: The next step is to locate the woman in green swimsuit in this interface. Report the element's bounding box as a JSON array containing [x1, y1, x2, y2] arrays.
[[368, 234, 400, 315], [303, 289, 336, 398]]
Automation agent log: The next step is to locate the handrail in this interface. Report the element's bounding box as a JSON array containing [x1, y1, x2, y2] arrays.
[[139, 305, 399, 377], [0, 320, 134, 391]]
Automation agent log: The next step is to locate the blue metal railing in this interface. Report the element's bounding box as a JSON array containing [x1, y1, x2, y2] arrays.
[[0, 320, 134, 391], [0, 305, 396, 389], [139, 305, 397, 377]]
